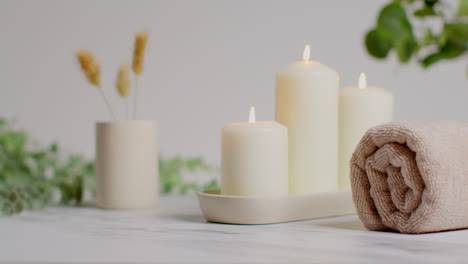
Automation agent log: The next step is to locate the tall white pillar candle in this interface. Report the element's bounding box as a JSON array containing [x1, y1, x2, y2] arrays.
[[221, 107, 288, 196], [276, 45, 339, 194], [338, 73, 394, 189]]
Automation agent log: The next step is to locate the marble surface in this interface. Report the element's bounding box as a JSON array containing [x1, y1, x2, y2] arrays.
[[2, 196, 468, 263]]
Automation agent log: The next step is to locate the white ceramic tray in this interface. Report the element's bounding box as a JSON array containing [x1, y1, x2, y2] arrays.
[[197, 190, 356, 225]]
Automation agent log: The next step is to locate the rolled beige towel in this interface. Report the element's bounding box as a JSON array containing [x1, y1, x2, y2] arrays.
[[351, 120, 468, 234]]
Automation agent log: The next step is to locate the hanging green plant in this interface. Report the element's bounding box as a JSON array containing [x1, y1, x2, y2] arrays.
[[365, 0, 468, 70]]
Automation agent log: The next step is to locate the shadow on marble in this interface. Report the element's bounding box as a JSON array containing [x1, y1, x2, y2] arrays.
[[171, 214, 207, 223], [316, 218, 367, 231], [316, 219, 405, 235], [76, 202, 98, 208]]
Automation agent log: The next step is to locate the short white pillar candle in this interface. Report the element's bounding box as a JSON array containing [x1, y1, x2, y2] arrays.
[[221, 107, 288, 196], [338, 73, 394, 189]]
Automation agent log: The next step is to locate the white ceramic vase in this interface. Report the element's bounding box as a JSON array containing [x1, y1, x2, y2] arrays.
[[95, 120, 158, 209]]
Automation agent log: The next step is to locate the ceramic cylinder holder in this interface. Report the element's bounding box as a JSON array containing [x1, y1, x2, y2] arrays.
[[96, 120, 158, 209]]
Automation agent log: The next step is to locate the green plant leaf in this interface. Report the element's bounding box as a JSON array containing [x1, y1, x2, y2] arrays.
[[159, 155, 218, 194], [202, 179, 220, 191], [420, 29, 434, 47], [13, 201, 24, 213], [396, 37, 418, 63], [179, 183, 198, 195], [365, 29, 393, 58], [377, 2, 413, 41], [421, 52, 446, 68], [421, 42, 466, 67], [424, 0, 439, 7], [459, 0, 468, 16], [414, 6, 436, 17], [50, 143, 58, 153], [9, 191, 18, 202], [443, 23, 468, 49], [422, 23, 468, 67]]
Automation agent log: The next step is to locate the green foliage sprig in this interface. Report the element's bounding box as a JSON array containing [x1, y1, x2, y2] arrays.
[[0, 119, 94, 215], [365, 0, 468, 69], [159, 156, 219, 194], [0, 118, 219, 215]]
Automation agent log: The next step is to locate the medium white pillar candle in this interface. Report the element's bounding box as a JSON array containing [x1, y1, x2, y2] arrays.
[[221, 107, 288, 196], [276, 45, 339, 194], [338, 73, 394, 189]]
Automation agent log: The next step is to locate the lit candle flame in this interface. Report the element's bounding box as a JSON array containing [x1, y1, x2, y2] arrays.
[[303, 44, 311, 61], [358, 72, 367, 89], [248, 106, 256, 123]]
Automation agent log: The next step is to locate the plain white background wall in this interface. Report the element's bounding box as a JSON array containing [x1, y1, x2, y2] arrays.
[[1, 0, 467, 165]]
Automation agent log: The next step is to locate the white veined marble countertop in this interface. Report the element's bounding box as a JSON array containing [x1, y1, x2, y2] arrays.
[[1, 195, 468, 263]]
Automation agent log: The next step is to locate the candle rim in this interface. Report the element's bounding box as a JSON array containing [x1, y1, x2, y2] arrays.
[[276, 61, 339, 77], [223, 120, 287, 130], [339, 85, 393, 96]]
